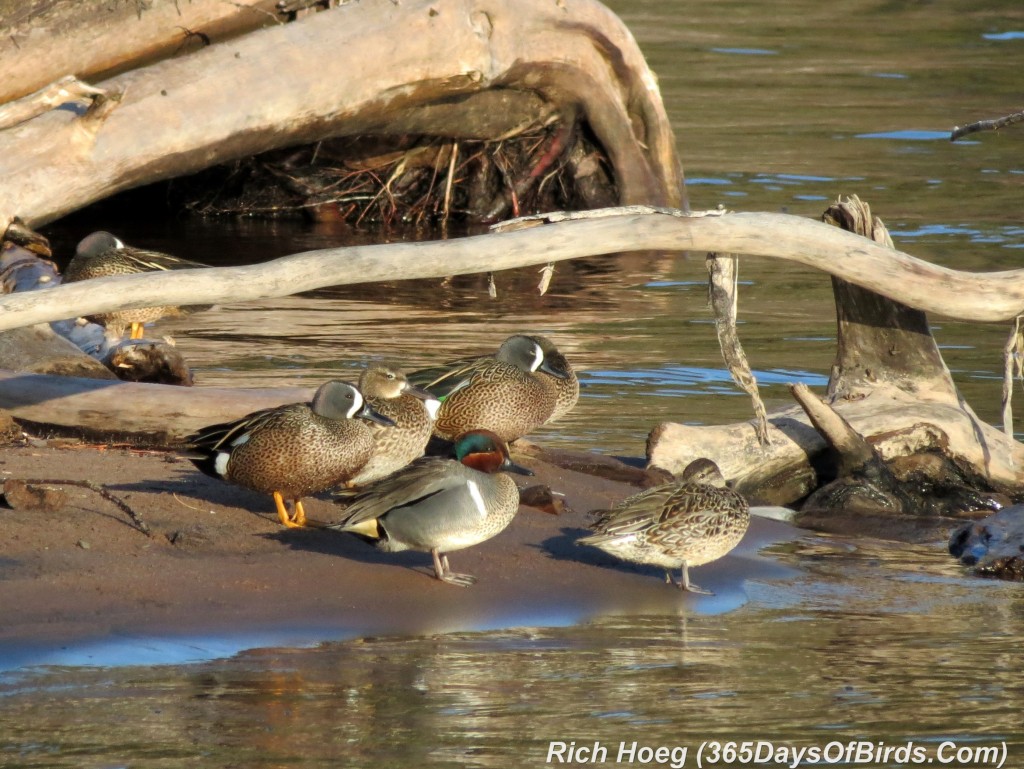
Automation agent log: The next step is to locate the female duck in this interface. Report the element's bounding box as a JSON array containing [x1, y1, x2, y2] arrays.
[[346, 364, 440, 487], [63, 231, 210, 339], [578, 459, 749, 594], [330, 430, 532, 586], [411, 334, 578, 443], [186, 381, 392, 528]]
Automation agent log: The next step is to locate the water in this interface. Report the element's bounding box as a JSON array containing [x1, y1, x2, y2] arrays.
[[3, 537, 1022, 767], [7, 0, 1024, 764]]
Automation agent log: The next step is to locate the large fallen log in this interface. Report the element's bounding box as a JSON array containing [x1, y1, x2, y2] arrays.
[[0, 0, 279, 106], [0, 0, 682, 230], [2, 209, 1024, 329], [0, 370, 314, 444]]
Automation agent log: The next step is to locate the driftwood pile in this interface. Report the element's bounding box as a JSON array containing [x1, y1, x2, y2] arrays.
[[0, 0, 682, 231]]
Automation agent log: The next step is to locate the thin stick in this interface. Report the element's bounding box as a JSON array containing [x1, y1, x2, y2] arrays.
[[707, 253, 770, 445], [442, 141, 459, 225], [951, 110, 1024, 141], [17, 478, 153, 537], [1002, 316, 1023, 440]]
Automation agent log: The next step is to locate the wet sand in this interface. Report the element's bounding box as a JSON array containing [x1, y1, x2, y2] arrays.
[[0, 440, 798, 669]]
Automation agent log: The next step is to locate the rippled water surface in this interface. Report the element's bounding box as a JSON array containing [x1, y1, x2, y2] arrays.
[[9, 0, 1024, 765]]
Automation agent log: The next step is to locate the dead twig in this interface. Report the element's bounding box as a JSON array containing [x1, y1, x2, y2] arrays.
[[17, 478, 153, 537], [707, 252, 770, 445], [951, 109, 1024, 141], [1003, 316, 1024, 440]]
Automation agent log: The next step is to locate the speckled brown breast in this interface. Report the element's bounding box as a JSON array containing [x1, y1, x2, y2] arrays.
[[432, 361, 559, 442], [224, 405, 376, 498], [348, 393, 434, 485], [539, 350, 579, 423]]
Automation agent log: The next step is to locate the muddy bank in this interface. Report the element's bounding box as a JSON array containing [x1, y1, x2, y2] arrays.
[[0, 440, 797, 669]]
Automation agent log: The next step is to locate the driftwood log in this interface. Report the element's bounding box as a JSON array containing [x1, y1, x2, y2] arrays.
[[0, 0, 682, 230], [0, 1, 279, 107], [0, 239, 194, 385], [0, 204, 1020, 499], [647, 199, 1024, 501]]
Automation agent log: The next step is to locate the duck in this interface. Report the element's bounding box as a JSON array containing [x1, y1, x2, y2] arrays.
[[409, 334, 578, 443], [577, 458, 749, 594], [185, 381, 393, 528], [63, 231, 210, 339], [531, 334, 579, 423], [329, 430, 533, 586], [345, 364, 440, 487]]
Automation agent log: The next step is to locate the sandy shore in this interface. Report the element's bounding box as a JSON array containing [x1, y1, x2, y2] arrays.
[[0, 440, 798, 669]]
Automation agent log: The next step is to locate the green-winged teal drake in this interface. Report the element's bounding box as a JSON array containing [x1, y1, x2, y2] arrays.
[[64, 231, 210, 339], [185, 381, 393, 528], [409, 334, 578, 443], [577, 458, 749, 594], [346, 364, 440, 487], [329, 430, 532, 586]]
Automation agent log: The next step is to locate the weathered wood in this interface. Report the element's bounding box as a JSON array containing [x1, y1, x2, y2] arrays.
[[790, 381, 877, 475], [3, 210, 1024, 333], [0, 76, 106, 131], [823, 196, 958, 403], [0, 371, 313, 443], [647, 386, 1024, 496], [0, 0, 279, 105], [648, 198, 1024, 501], [0, 0, 682, 231], [707, 252, 769, 444], [951, 110, 1024, 142], [791, 381, 1008, 521]]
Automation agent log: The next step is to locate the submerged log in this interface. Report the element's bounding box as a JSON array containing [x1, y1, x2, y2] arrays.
[[0, 0, 682, 231], [949, 506, 1024, 579], [792, 382, 1007, 518]]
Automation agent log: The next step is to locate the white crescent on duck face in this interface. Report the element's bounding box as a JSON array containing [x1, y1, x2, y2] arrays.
[[63, 231, 211, 339]]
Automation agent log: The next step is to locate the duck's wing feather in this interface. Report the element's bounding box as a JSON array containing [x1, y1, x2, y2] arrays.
[[580, 486, 680, 543], [185, 406, 291, 454], [330, 457, 468, 526], [366, 479, 495, 547], [407, 355, 490, 399], [121, 248, 209, 272]]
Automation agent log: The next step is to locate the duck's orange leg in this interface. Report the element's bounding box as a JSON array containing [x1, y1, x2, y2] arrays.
[[130, 322, 145, 340], [273, 491, 302, 528], [292, 499, 307, 527]]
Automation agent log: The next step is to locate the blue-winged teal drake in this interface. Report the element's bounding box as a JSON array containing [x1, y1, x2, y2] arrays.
[[577, 458, 749, 594], [330, 430, 532, 586], [409, 334, 578, 443], [346, 364, 440, 487], [185, 381, 393, 528], [63, 231, 210, 339]]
